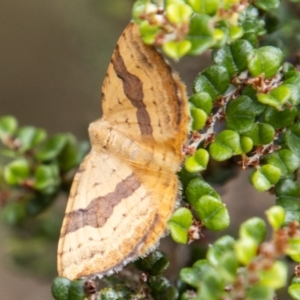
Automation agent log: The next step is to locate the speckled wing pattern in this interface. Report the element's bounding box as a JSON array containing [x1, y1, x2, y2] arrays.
[[57, 22, 189, 280]]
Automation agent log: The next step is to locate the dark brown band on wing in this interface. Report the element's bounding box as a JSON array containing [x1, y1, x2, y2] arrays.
[[126, 24, 185, 130], [112, 45, 153, 135], [60, 173, 141, 237], [59, 213, 161, 279]]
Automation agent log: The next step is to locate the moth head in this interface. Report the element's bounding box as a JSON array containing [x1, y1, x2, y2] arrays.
[[88, 119, 111, 149]]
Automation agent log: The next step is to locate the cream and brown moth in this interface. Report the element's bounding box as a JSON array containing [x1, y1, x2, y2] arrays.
[[57, 22, 189, 280]]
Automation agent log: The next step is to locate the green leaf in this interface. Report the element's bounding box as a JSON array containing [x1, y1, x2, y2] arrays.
[[68, 279, 86, 300], [216, 251, 238, 282], [284, 73, 300, 105], [135, 251, 170, 276], [240, 136, 253, 153], [186, 0, 218, 15], [287, 237, 300, 261], [266, 149, 300, 176], [239, 217, 266, 244], [1, 201, 26, 225], [226, 96, 256, 134], [228, 25, 244, 40], [51, 277, 71, 300], [185, 178, 221, 207], [275, 178, 300, 198], [166, 3, 193, 24], [248, 46, 283, 78], [190, 106, 207, 130], [209, 130, 242, 161], [263, 106, 297, 129], [138, 20, 160, 45], [284, 123, 300, 156], [245, 285, 274, 300], [265, 206, 285, 230], [194, 195, 230, 230], [241, 86, 266, 114], [132, 0, 152, 21], [212, 40, 254, 75], [259, 261, 287, 289], [98, 284, 134, 300], [254, 0, 280, 10], [276, 197, 300, 224], [197, 267, 224, 300], [178, 167, 201, 191], [185, 148, 209, 172], [4, 158, 30, 185], [147, 276, 178, 300], [57, 134, 82, 172], [0, 115, 18, 140], [245, 123, 275, 145], [34, 164, 60, 194], [187, 14, 214, 55], [189, 92, 213, 115], [235, 237, 258, 265], [289, 281, 300, 300], [222, 0, 240, 9], [180, 260, 209, 288], [162, 40, 192, 59], [257, 84, 291, 109], [35, 134, 68, 161], [168, 208, 193, 244], [194, 65, 230, 100], [207, 236, 235, 266], [251, 164, 281, 192], [212, 28, 226, 44], [17, 126, 47, 152], [239, 6, 266, 37]]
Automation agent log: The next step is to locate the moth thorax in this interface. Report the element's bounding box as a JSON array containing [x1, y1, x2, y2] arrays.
[[88, 119, 113, 151]]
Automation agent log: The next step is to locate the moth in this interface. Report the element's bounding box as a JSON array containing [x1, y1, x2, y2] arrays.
[[57, 22, 189, 280]]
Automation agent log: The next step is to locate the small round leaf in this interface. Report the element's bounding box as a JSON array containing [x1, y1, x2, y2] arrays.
[[0, 115, 18, 140], [251, 164, 281, 192], [185, 148, 209, 173], [209, 130, 241, 161], [193, 65, 230, 100], [248, 46, 283, 78], [239, 217, 266, 244], [190, 106, 207, 130], [168, 208, 193, 244], [289, 282, 300, 300], [166, 3, 193, 24], [186, 0, 218, 15], [265, 206, 285, 230], [162, 40, 192, 59], [4, 158, 30, 185], [245, 123, 275, 145], [69, 279, 86, 300], [185, 178, 221, 206], [259, 261, 287, 289], [235, 237, 258, 265], [189, 92, 213, 114], [135, 251, 170, 276], [51, 277, 71, 300], [194, 195, 230, 230]]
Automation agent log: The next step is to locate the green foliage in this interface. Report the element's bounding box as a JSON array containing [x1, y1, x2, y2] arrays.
[[2, 1, 300, 299], [133, 1, 263, 59], [0, 115, 88, 226], [135, 251, 170, 276]]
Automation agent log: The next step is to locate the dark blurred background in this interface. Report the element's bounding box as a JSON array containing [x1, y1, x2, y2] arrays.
[[0, 2, 135, 299], [1, 1, 298, 299]]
